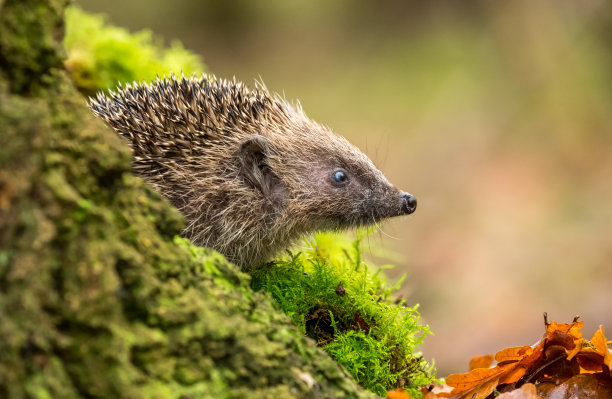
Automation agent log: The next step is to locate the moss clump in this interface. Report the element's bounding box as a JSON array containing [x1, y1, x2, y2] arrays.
[[252, 231, 437, 397], [64, 6, 205, 95]]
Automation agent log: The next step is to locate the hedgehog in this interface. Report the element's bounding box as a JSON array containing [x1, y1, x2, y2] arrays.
[[89, 74, 417, 268]]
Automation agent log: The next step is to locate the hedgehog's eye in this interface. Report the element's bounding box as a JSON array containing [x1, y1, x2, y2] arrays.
[[331, 170, 349, 185]]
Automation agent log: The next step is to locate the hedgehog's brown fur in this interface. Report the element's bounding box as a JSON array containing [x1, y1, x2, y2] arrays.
[[90, 74, 416, 267]]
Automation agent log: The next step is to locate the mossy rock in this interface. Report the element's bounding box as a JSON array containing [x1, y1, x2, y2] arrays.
[[0, 1, 377, 398]]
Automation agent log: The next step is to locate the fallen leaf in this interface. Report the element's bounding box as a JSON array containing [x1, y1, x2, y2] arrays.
[[469, 354, 494, 371], [589, 325, 612, 374], [412, 319, 612, 399], [387, 388, 411, 399], [495, 346, 534, 365]]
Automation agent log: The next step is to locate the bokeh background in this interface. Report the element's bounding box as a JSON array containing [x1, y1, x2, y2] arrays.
[[74, 0, 612, 376]]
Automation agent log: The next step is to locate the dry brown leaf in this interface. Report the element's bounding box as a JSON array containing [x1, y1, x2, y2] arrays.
[[498, 364, 528, 385], [441, 344, 538, 397], [436, 319, 611, 398], [466, 377, 500, 399], [495, 346, 534, 364], [386, 388, 411, 399], [439, 369, 508, 398], [444, 365, 507, 391], [590, 325, 612, 374], [403, 319, 612, 399], [469, 354, 494, 371]]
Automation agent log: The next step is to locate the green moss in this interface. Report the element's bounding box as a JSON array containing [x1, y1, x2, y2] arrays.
[[0, 0, 65, 94], [63, 6, 206, 95], [251, 231, 437, 397]]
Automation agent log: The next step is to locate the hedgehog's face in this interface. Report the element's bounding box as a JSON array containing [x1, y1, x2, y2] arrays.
[[303, 151, 417, 229], [254, 130, 416, 232], [237, 133, 416, 231]]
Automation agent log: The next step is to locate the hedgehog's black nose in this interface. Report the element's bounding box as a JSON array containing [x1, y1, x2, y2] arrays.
[[401, 192, 417, 215]]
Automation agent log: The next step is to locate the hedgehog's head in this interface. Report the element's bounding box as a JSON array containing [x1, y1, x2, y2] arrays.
[[235, 119, 416, 233]]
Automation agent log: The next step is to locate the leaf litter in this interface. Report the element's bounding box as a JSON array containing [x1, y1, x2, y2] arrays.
[[388, 314, 612, 399]]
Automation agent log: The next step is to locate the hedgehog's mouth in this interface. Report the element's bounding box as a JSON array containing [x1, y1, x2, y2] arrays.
[[359, 191, 417, 222]]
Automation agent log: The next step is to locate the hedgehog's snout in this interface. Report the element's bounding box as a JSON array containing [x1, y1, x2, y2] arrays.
[[400, 192, 417, 215]]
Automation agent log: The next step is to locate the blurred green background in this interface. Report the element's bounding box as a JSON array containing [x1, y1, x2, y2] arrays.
[[74, 0, 612, 375]]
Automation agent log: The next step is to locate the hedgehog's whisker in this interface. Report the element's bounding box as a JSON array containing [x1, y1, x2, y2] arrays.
[[371, 211, 399, 240]]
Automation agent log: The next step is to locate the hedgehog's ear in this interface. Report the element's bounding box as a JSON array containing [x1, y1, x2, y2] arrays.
[[239, 135, 287, 207]]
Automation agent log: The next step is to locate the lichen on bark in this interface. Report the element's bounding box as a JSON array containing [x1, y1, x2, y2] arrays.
[[0, 1, 377, 397]]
